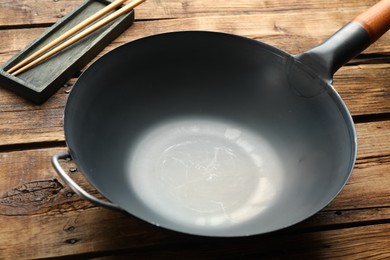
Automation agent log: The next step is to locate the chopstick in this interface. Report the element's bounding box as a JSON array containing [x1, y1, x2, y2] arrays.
[[9, 0, 145, 76], [7, 0, 129, 75]]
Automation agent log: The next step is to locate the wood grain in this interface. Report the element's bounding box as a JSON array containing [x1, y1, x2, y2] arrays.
[[0, 121, 388, 209], [127, 12, 389, 55], [0, 119, 389, 212], [334, 64, 390, 116], [356, 120, 390, 159], [0, 108, 64, 146], [0, 120, 388, 259], [1, 7, 388, 117], [0, 0, 383, 26], [0, 204, 389, 258], [2, 10, 390, 64], [0, 11, 389, 147], [0, 0, 80, 27], [0, 63, 387, 146], [88, 223, 390, 259], [0, 0, 389, 258]]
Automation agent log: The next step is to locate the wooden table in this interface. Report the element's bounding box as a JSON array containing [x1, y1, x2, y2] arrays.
[[0, 0, 389, 258]]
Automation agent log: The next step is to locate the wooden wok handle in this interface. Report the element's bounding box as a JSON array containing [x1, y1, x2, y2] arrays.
[[353, 0, 390, 42], [296, 0, 390, 79]]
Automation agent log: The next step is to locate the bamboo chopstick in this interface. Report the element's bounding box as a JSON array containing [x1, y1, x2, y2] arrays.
[[7, 0, 129, 75], [9, 0, 145, 76]]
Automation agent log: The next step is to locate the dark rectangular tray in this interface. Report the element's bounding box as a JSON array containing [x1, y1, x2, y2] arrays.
[[0, 0, 134, 104]]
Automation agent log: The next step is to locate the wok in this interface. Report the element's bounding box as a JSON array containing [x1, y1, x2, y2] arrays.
[[53, 1, 390, 237]]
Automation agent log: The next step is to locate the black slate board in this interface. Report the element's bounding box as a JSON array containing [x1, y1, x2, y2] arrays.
[[0, 0, 134, 104]]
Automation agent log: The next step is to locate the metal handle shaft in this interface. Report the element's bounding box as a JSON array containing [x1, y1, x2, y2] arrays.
[[52, 152, 122, 211]]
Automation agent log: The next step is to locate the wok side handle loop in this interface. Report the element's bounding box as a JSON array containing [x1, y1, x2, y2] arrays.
[[52, 152, 122, 211]]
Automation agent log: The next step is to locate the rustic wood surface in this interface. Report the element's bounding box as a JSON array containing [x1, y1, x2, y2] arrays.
[[0, 0, 389, 259]]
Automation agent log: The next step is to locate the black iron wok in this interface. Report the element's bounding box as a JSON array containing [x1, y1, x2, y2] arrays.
[[53, 1, 390, 237]]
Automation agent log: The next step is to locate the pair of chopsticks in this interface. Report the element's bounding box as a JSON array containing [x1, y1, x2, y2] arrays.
[[7, 0, 145, 76]]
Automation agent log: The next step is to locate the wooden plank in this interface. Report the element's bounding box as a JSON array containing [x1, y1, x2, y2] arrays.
[[0, 67, 389, 146], [0, 123, 388, 215], [91, 224, 390, 259], [0, 0, 382, 26], [0, 78, 73, 112], [324, 121, 390, 211], [0, 147, 94, 216], [135, 0, 382, 20], [0, 124, 388, 214], [119, 13, 390, 55], [355, 121, 390, 159], [0, 131, 390, 215], [0, 0, 80, 27], [0, 11, 388, 115], [0, 203, 389, 258], [0, 27, 46, 64], [0, 151, 389, 258], [298, 207, 390, 229], [0, 121, 388, 258], [0, 13, 388, 143], [0, 64, 387, 146], [334, 64, 390, 116], [326, 162, 390, 210], [82, 224, 390, 259], [0, 11, 388, 146], [0, 0, 388, 258], [0, 107, 64, 146], [2, 10, 390, 64]]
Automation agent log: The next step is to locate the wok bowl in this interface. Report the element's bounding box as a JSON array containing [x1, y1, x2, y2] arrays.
[[53, 1, 390, 237]]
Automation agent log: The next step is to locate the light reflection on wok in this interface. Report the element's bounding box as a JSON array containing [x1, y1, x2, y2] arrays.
[[127, 117, 284, 229]]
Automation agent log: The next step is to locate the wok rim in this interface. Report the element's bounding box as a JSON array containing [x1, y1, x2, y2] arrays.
[[61, 31, 357, 237]]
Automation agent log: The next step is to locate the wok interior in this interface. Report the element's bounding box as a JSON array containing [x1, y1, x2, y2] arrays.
[[65, 32, 355, 236]]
